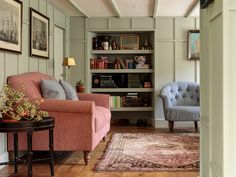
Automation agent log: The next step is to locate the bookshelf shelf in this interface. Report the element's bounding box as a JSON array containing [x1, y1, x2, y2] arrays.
[[91, 50, 153, 54], [91, 88, 153, 92], [111, 107, 154, 112], [90, 69, 153, 73]]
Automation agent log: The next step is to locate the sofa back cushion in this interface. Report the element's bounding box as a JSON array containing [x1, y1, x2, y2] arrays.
[[59, 79, 78, 100], [160, 82, 199, 108], [41, 79, 66, 100], [7, 72, 54, 99]]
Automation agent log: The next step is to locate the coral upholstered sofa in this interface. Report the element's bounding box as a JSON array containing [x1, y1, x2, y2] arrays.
[[7, 72, 111, 165]]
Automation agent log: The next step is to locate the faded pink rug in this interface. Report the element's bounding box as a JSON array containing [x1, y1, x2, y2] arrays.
[[95, 133, 199, 172]]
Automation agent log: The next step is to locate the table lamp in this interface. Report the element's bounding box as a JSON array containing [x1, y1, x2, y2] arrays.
[[62, 57, 76, 83]]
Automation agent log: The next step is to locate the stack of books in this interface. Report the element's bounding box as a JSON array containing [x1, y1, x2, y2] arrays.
[[125, 93, 141, 107], [90, 57, 108, 69], [100, 76, 116, 88], [128, 74, 142, 88]]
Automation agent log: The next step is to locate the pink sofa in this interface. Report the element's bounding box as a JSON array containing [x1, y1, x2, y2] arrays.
[[7, 72, 111, 165]]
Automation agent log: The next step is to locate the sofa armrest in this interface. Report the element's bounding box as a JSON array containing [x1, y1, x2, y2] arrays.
[[77, 93, 110, 109], [40, 99, 95, 114]]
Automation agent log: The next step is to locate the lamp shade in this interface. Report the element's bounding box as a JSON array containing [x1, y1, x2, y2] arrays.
[[62, 57, 76, 66]]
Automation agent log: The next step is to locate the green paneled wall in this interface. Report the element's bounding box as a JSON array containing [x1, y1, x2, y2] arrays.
[[0, 0, 70, 162]]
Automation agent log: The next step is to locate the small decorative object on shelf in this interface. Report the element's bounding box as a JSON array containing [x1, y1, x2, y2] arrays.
[[0, 85, 48, 121], [76, 80, 85, 92], [141, 39, 153, 50], [134, 56, 149, 69]]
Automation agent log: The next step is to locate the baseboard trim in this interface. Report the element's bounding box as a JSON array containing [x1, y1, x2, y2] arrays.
[[0, 152, 9, 169], [153, 119, 197, 128]]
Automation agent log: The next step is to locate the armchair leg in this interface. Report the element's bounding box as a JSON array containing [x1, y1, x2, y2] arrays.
[[83, 151, 91, 165], [102, 134, 107, 142], [194, 121, 198, 132], [168, 121, 174, 133]]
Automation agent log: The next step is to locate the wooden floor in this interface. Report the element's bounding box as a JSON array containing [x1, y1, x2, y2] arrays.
[[0, 126, 199, 177]]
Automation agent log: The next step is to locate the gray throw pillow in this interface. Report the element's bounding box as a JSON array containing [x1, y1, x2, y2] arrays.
[[59, 79, 79, 100], [40, 79, 66, 100]]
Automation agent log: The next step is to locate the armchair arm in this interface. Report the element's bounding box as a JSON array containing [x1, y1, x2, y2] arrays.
[[40, 98, 95, 114], [77, 93, 110, 109]]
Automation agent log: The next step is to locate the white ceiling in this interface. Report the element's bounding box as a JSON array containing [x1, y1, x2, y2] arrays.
[[49, 0, 200, 17]]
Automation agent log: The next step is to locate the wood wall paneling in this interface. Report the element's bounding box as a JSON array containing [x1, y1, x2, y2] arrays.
[[87, 18, 108, 29], [156, 42, 174, 91], [175, 18, 195, 40], [30, 0, 38, 10], [175, 42, 195, 81], [110, 18, 131, 29], [132, 17, 155, 29], [54, 9, 66, 29], [0, 0, 69, 160], [156, 18, 174, 40]]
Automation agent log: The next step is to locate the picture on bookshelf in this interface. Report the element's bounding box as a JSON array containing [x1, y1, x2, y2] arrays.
[[120, 35, 139, 50]]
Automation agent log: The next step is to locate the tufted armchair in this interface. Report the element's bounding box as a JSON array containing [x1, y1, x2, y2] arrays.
[[160, 82, 200, 132]]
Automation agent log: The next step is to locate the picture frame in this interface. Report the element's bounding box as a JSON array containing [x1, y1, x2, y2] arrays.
[[120, 35, 139, 50], [187, 30, 200, 60], [30, 8, 49, 59], [0, 0, 22, 53]]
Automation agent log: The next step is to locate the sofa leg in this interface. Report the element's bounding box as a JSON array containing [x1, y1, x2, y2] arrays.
[[168, 121, 174, 133], [194, 121, 198, 132], [102, 134, 107, 142], [83, 151, 91, 165]]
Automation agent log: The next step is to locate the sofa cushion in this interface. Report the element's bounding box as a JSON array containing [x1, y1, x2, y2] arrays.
[[95, 106, 111, 133], [166, 106, 200, 121], [7, 72, 53, 99], [59, 79, 78, 100], [40, 79, 66, 100]]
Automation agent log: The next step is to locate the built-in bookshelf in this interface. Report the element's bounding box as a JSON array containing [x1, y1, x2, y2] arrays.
[[87, 31, 155, 119]]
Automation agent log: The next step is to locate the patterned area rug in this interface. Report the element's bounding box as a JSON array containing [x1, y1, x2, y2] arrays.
[[95, 133, 199, 172]]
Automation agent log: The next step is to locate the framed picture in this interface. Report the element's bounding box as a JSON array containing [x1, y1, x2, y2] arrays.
[[30, 8, 49, 59], [187, 30, 200, 60], [120, 35, 139, 50], [0, 0, 22, 53]]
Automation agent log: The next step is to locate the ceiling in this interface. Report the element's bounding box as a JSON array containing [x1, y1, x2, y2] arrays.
[[48, 0, 199, 17]]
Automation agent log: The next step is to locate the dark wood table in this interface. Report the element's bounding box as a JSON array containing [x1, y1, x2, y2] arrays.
[[0, 117, 55, 177]]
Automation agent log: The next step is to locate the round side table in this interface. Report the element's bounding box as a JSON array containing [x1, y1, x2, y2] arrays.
[[0, 117, 55, 177]]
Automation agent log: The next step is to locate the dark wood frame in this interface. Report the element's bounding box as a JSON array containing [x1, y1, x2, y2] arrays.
[[30, 8, 49, 59], [187, 30, 200, 60], [0, 0, 22, 54], [120, 35, 139, 50]]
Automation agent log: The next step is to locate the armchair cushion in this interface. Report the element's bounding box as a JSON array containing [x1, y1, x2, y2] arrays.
[[59, 79, 78, 100], [40, 79, 66, 100], [166, 106, 200, 121]]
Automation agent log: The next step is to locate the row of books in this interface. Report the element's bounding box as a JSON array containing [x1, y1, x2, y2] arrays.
[[90, 58, 135, 69], [110, 93, 142, 108]]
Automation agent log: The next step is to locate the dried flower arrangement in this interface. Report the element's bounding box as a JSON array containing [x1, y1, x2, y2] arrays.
[[0, 85, 48, 121]]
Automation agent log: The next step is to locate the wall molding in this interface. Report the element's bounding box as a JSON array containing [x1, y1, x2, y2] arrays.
[[0, 152, 8, 169]]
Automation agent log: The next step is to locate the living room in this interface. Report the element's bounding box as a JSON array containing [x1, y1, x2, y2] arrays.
[[0, 0, 235, 177]]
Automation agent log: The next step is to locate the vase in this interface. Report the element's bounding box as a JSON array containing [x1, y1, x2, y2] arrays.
[[76, 85, 85, 93]]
